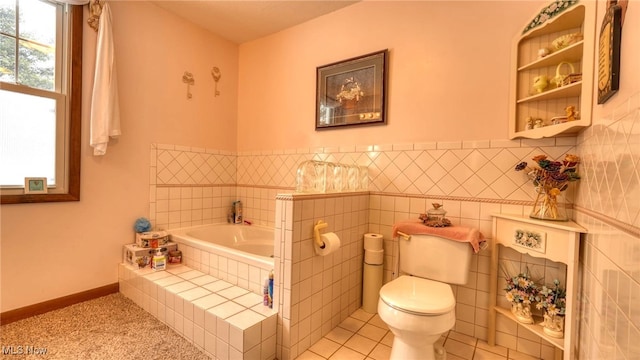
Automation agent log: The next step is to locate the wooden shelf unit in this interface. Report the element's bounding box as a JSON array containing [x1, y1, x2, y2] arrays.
[[508, 2, 596, 139], [488, 213, 586, 360]]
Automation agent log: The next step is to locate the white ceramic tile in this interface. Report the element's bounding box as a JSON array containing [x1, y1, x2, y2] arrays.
[[357, 324, 387, 342], [344, 333, 377, 355], [438, 141, 462, 150], [209, 301, 246, 320], [166, 265, 193, 275], [193, 293, 227, 311], [242, 323, 262, 351], [203, 280, 234, 293], [218, 286, 249, 300], [338, 317, 365, 333], [165, 281, 197, 295], [178, 269, 206, 280], [250, 303, 278, 318], [183, 318, 194, 341], [218, 319, 233, 349], [234, 292, 264, 308], [178, 287, 211, 302], [152, 274, 183, 287], [143, 270, 172, 281], [165, 308, 175, 329], [191, 274, 218, 286]]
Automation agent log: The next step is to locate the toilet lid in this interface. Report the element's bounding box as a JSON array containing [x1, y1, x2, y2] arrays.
[[379, 275, 455, 315]]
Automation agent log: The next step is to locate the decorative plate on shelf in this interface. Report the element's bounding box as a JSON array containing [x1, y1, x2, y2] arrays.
[[552, 33, 583, 50]]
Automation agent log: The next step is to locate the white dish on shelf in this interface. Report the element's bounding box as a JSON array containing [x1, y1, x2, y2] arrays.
[[552, 33, 583, 50]]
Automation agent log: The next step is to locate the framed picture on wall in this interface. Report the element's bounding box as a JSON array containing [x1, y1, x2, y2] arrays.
[[24, 177, 48, 194], [597, 0, 623, 104], [315, 50, 388, 130]]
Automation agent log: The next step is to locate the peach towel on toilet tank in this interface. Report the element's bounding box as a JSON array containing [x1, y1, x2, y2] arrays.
[[392, 220, 485, 253]]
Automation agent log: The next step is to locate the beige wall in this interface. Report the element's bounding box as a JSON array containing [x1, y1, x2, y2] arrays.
[[0, 3, 239, 312], [237, 1, 545, 151]]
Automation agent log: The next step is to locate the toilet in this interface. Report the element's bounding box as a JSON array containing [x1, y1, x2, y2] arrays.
[[378, 234, 473, 360]]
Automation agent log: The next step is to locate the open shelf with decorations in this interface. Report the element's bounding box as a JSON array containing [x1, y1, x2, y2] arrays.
[[487, 213, 587, 360], [508, 1, 596, 139]]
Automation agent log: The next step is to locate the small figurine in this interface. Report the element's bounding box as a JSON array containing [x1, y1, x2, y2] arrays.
[[537, 47, 551, 58], [565, 105, 578, 121], [526, 117, 535, 130], [534, 118, 545, 128], [533, 75, 548, 93]]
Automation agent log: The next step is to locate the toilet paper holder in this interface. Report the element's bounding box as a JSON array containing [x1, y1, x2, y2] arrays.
[[314, 220, 328, 249]]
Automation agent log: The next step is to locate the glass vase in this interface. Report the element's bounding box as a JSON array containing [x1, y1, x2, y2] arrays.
[[542, 313, 565, 338], [510, 302, 534, 324], [530, 186, 568, 221]]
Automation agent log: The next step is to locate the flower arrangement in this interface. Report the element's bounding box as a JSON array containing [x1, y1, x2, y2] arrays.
[[536, 279, 566, 316], [504, 270, 539, 305], [515, 154, 580, 220]]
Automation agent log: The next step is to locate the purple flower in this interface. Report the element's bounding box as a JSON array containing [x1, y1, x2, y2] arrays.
[[551, 173, 568, 181], [515, 162, 528, 171]]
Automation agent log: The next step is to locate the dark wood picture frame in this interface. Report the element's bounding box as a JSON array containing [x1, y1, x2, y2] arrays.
[[597, 0, 622, 104], [315, 50, 388, 130]]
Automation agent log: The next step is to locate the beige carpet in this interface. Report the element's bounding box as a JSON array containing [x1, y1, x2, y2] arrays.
[[0, 293, 209, 359]]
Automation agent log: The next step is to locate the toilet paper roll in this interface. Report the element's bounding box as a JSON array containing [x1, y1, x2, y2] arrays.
[[314, 232, 341, 256], [364, 249, 384, 265], [364, 233, 383, 251]]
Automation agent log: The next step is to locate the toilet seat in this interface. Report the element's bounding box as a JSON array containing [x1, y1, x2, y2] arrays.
[[379, 275, 455, 315]]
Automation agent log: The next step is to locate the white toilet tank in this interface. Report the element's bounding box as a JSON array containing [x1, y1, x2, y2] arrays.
[[399, 234, 472, 285]]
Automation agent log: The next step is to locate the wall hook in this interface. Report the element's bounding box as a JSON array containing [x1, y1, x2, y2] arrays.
[[182, 71, 195, 99], [211, 67, 221, 96]]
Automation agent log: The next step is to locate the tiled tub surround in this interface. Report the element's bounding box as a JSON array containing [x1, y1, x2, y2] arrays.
[[119, 264, 277, 360], [149, 143, 240, 230], [170, 224, 275, 296], [274, 192, 370, 360]]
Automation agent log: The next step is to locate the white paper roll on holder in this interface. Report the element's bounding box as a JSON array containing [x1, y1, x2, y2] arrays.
[[314, 220, 329, 249]]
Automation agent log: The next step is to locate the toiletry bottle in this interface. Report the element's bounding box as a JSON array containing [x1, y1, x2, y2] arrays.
[[263, 279, 270, 306], [268, 270, 274, 308], [234, 201, 243, 224], [152, 247, 167, 271]]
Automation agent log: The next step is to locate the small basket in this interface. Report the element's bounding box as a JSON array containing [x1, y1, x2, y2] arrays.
[[551, 62, 580, 88], [562, 73, 582, 86]]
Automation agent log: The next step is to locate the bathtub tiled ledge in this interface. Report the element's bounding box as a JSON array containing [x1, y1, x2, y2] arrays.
[[119, 263, 277, 360]]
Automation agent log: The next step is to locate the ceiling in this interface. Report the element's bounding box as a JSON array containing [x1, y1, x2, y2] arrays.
[[152, 1, 360, 44]]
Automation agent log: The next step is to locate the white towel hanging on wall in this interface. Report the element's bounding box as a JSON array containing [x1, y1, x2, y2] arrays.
[[90, 3, 121, 156]]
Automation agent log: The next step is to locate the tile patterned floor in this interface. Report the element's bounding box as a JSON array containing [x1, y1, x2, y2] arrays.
[[296, 308, 544, 360]]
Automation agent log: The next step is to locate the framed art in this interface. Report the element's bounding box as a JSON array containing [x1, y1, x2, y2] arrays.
[[316, 50, 388, 130], [24, 177, 48, 194], [597, 0, 622, 104]]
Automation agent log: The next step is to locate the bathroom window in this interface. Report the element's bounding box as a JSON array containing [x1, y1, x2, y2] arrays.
[[0, 0, 81, 203]]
